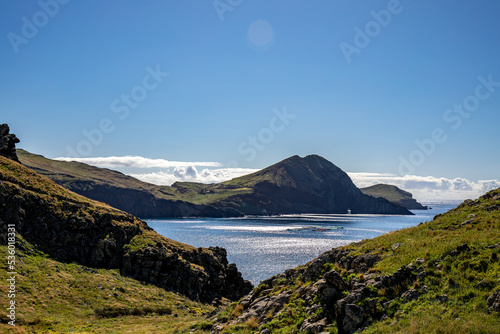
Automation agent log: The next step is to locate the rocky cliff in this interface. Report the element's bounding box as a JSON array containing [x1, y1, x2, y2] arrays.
[[209, 188, 500, 333], [0, 154, 252, 302]]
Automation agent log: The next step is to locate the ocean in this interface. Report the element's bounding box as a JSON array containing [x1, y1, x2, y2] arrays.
[[146, 203, 458, 285]]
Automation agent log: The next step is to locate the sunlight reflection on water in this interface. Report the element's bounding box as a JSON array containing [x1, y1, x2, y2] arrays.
[[147, 205, 455, 284]]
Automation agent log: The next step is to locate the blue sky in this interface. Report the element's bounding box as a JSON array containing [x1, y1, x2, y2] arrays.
[[1, 0, 500, 200]]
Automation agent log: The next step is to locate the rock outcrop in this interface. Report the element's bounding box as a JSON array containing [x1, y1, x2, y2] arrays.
[[0, 155, 252, 302], [0, 124, 19, 161], [211, 247, 421, 334]]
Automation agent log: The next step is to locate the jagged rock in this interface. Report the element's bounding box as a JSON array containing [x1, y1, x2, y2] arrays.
[[401, 289, 420, 302], [449, 244, 469, 256], [350, 253, 381, 272], [392, 243, 402, 250], [486, 204, 500, 211], [236, 289, 292, 324], [324, 270, 348, 291], [299, 317, 328, 333], [0, 124, 19, 162], [461, 219, 474, 226], [337, 302, 366, 334], [312, 279, 342, 305], [415, 257, 425, 265], [487, 292, 500, 312]]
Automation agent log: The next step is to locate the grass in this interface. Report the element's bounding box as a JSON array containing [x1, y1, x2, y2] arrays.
[[0, 238, 214, 333]]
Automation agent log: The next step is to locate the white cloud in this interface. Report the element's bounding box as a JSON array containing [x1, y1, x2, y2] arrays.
[[130, 167, 260, 185], [55, 156, 221, 169], [348, 172, 500, 202]]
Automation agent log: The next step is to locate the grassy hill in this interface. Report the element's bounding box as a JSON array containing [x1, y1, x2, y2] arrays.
[[17, 149, 243, 218], [206, 188, 500, 333], [361, 184, 428, 210]]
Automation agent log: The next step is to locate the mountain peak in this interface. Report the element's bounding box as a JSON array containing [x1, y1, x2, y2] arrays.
[[222, 154, 412, 215]]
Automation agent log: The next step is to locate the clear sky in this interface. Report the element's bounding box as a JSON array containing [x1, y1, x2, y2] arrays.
[[1, 0, 499, 201]]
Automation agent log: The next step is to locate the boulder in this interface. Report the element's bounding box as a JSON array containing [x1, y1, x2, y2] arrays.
[[0, 124, 19, 161], [487, 291, 500, 312]]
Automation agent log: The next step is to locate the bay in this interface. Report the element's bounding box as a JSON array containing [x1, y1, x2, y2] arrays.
[[147, 204, 457, 285]]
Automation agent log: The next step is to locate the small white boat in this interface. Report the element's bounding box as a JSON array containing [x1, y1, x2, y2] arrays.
[[347, 208, 352, 214]]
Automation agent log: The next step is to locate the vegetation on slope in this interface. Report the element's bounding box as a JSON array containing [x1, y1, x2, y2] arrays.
[[0, 237, 215, 333], [18, 149, 177, 198], [207, 188, 500, 333]]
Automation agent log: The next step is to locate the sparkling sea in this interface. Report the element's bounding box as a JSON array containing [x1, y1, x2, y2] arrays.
[[146, 203, 458, 285]]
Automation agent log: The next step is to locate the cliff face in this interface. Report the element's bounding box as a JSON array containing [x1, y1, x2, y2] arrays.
[[361, 184, 428, 210], [0, 155, 252, 302], [209, 188, 500, 333]]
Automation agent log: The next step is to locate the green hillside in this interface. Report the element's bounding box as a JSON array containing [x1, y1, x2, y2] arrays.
[[0, 237, 215, 333], [206, 188, 500, 333], [17, 149, 176, 196], [17, 149, 242, 218]]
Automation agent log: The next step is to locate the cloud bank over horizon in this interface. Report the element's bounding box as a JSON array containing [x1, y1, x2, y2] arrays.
[[56, 156, 500, 202], [348, 172, 500, 202]]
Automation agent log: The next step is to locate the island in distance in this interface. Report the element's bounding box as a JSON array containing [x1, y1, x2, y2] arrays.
[[361, 184, 429, 210], [18, 149, 412, 217]]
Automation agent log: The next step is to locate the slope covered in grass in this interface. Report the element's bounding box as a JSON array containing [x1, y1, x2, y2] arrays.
[[0, 237, 215, 333]]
